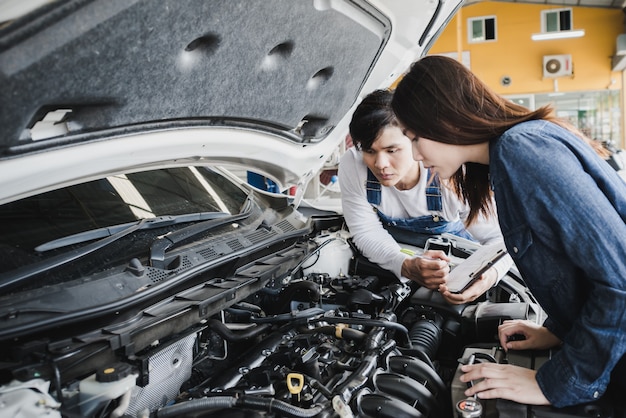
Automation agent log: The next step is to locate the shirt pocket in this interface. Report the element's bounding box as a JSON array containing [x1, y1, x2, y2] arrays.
[[503, 224, 532, 261], [503, 223, 572, 323]]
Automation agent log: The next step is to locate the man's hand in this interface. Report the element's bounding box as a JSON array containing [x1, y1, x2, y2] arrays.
[[439, 266, 498, 305], [401, 250, 450, 289], [460, 362, 550, 405], [498, 320, 562, 351]]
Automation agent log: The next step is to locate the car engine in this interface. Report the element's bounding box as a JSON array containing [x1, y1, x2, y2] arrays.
[[1, 221, 624, 418]]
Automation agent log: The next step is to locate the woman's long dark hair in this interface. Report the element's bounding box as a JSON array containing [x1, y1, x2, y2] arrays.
[[391, 55, 556, 225]]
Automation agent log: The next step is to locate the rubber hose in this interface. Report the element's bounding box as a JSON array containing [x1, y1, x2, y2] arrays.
[[318, 316, 409, 344], [238, 396, 326, 417], [156, 396, 236, 417], [408, 318, 442, 360]]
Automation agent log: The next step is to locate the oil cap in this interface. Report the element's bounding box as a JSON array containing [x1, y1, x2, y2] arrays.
[[456, 397, 482, 418]]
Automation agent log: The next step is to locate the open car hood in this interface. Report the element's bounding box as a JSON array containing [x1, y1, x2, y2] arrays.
[[0, 0, 463, 204]]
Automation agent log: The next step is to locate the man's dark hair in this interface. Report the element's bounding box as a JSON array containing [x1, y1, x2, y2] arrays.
[[349, 89, 397, 151]]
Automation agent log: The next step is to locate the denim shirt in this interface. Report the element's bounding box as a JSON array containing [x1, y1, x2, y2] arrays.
[[489, 120, 626, 407]]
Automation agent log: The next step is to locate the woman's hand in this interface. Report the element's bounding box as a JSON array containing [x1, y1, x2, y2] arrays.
[[401, 250, 450, 289], [460, 362, 550, 405], [498, 320, 562, 351], [439, 266, 498, 305]]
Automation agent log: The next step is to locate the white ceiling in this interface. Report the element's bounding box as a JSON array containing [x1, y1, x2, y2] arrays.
[[464, 0, 625, 8]]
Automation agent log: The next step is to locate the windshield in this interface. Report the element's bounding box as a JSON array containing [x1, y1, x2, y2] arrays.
[[0, 166, 249, 275]]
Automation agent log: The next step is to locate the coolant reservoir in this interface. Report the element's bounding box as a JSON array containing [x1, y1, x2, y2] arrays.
[[302, 230, 352, 278], [79, 363, 137, 416]]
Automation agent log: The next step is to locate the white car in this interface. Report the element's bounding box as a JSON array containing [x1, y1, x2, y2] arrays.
[[0, 1, 623, 417]]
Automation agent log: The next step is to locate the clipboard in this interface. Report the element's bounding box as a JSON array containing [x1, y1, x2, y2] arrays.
[[447, 242, 508, 293]]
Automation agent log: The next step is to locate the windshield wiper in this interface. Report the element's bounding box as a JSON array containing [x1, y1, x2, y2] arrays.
[[0, 219, 148, 293], [0, 212, 230, 293], [35, 212, 231, 252], [150, 198, 254, 269]]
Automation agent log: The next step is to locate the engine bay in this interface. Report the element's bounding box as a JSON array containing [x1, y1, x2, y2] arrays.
[[1, 222, 625, 418]]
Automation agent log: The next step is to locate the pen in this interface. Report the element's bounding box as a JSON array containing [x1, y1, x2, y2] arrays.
[[401, 248, 455, 267], [400, 248, 439, 261]]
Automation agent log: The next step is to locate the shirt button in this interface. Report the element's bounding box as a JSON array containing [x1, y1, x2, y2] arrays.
[[593, 391, 600, 399], [513, 247, 518, 253]]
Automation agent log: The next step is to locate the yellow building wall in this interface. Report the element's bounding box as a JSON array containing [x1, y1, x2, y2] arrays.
[[429, 2, 624, 96]]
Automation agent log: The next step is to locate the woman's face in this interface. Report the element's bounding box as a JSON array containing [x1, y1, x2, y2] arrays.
[[401, 128, 464, 180], [361, 126, 419, 190]]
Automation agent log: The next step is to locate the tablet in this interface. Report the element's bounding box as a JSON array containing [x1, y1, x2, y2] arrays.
[[447, 242, 508, 293]]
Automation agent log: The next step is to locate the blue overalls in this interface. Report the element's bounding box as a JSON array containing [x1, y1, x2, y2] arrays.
[[366, 169, 474, 247]]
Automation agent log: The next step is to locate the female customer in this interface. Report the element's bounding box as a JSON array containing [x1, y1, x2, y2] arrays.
[[391, 55, 626, 407]]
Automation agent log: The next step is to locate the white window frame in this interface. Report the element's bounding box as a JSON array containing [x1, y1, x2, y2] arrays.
[[541, 8, 573, 33], [467, 16, 497, 43]]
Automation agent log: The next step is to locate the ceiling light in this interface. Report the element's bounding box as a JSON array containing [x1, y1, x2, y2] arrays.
[[531, 30, 585, 41]]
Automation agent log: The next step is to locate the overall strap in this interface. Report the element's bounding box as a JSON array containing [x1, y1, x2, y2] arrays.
[[367, 167, 443, 211], [366, 168, 381, 205], [425, 169, 443, 212]]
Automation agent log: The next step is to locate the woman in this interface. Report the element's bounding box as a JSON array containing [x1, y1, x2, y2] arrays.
[[339, 89, 511, 305], [391, 55, 626, 407]]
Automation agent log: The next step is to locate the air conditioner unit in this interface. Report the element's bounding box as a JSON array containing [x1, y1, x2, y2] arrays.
[[543, 54, 572, 78]]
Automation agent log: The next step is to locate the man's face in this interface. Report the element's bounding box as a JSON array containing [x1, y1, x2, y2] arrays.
[[361, 126, 419, 189]]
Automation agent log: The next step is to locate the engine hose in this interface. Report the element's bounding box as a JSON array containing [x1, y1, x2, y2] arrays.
[[332, 327, 388, 399], [156, 396, 237, 417], [225, 301, 263, 320], [379, 339, 396, 356], [224, 307, 254, 320], [238, 395, 326, 417], [157, 398, 330, 418], [327, 323, 396, 400], [299, 325, 368, 342], [315, 316, 410, 346], [206, 319, 272, 342], [307, 377, 333, 399], [408, 318, 442, 361], [252, 307, 326, 324], [334, 352, 379, 400]]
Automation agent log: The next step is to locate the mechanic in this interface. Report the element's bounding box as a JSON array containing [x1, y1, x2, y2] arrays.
[[338, 89, 512, 305], [391, 55, 626, 408]]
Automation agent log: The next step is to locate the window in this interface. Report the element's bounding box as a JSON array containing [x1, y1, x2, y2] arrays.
[[542, 8, 572, 33], [468, 16, 496, 43], [504, 95, 536, 110]]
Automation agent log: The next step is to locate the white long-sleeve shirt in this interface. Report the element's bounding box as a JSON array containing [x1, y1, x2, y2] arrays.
[[338, 147, 511, 280]]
